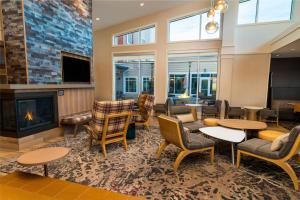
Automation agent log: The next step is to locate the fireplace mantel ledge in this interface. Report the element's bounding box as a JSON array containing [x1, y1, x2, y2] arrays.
[[0, 84, 95, 90]]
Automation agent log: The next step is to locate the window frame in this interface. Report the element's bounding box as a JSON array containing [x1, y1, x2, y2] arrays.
[[168, 73, 188, 95], [189, 72, 217, 96], [112, 24, 156, 47], [123, 76, 138, 94], [142, 76, 151, 92], [237, 0, 294, 26], [168, 9, 223, 43]]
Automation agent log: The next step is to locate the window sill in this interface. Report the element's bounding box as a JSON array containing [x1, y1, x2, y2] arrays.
[[236, 20, 291, 27]]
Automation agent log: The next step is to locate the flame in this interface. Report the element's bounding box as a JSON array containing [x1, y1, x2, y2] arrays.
[[25, 112, 33, 121], [178, 89, 190, 99]]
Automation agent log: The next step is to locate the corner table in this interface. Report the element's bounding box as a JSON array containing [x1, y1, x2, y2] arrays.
[[17, 147, 70, 176], [243, 106, 264, 120], [200, 126, 246, 164]]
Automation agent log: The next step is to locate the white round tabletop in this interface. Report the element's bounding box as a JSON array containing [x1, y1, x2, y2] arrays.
[[17, 147, 70, 166], [186, 103, 204, 107], [199, 126, 246, 143], [243, 106, 264, 110]]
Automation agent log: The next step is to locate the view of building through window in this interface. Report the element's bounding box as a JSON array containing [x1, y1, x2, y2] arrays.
[[168, 52, 218, 104], [114, 54, 155, 100]]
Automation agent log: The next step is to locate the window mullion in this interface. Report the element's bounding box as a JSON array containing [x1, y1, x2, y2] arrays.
[[199, 13, 201, 40], [255, 0, 259, 23]]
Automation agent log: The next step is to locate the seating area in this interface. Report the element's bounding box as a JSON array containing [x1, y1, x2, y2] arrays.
[[0, 0, 300, 199]]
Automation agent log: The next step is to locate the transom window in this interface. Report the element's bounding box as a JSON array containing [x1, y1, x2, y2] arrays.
[[169, 11, 221, 42], [113, 25, 155, 46], [238, 0, 293, 25]]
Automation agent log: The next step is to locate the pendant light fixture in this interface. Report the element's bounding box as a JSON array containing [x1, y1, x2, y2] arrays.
[[205, 21, 219, 34], [214, 0, 228, 13], [206, 0, 219, 34], [207, 0, 215, 21]]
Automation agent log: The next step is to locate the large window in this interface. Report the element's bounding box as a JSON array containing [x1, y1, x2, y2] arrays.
[[238, 0, 293, 25], [169, 11, 221, 42], [114, 54, 155, 99], [168, 52, 218, 104], [113, 25, 155, 46]]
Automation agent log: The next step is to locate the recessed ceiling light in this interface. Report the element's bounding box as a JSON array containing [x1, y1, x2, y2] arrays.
[[96, 17, 100, 21], [140, 2, 144, 7]]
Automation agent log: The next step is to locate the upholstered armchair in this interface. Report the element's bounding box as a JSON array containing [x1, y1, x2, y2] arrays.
[[84, 100, 134, 158], [237, 125, 300, 190], [157, 115, 215, 171], [258, 108, 279, 126], [132, 94, 155, 130], [201, 100, 222, 119], [224, 100, 244, 119]]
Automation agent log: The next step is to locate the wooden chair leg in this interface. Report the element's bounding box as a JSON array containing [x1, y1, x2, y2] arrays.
[[73, 124, 79, 137], [89, 137, 93, 150], [236, 150, 241, 168], [123, 137, 128, 151], [210, 147, 215, 163], [156, 141, 169, 159], [101, 144, 107, 158], [174, 150, 190, 172], [277, 162, 299, 191]]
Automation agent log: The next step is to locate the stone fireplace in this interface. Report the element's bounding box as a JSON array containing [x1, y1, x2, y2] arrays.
[[0, 91, 58, 138]]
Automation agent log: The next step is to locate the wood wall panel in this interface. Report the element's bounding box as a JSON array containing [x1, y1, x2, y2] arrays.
[[58, 88, 95, 118]]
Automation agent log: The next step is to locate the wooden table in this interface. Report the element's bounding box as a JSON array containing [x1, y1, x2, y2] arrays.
[[200, 126, 245, 164], [243, 106, 264, 120], [17, 147, 70, 176], [217, 119, 267, 140]]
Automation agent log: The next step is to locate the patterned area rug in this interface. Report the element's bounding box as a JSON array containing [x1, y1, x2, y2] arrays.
[[1, 122, 300, 200]]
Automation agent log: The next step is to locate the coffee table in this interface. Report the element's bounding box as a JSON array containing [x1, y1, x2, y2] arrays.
[[217, 119, 267, 140], [243, 106, 264, 120], [200, 126, 245, 164], [17, 147, 70, 176]]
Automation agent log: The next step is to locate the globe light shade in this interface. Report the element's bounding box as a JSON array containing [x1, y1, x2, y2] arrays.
[[205, 21, 219, 34], [207, 9, 215, 21], [214, 0, 228, 12]]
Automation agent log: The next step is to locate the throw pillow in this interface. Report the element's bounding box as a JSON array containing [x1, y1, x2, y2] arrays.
[[270, 133, 289, 152], [183, 127, 191, 143], [176, 113, 195, 123]]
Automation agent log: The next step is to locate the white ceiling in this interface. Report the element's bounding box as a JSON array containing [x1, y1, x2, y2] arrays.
[[92, 0, 193, 30], [272, 39, 300, 58]]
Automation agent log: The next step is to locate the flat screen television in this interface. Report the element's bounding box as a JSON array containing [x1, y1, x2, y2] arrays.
[[62, 54, 91, 83]]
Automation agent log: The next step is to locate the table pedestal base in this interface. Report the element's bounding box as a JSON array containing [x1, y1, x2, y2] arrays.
[[44, 164, 48, 176]]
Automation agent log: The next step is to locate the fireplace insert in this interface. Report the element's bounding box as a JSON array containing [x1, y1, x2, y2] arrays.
[[0, 91, 58, 138]]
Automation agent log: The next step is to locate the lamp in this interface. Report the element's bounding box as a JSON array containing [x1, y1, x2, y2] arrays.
[[214, 0, 228, 13], [207, 0, 215, 21], [205, 21, 219, 34]]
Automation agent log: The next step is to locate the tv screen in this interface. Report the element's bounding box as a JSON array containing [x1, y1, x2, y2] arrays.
[[62, 55, 90, 83]]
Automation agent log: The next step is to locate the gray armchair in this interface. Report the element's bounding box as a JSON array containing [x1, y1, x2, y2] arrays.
[[258, 108, 279, 126], [165, 98, 204, 132], [237, 125, 300, 190], [224, 100, 244, 119], [202, 100, 222, 119], [157, 115, 215, 171]]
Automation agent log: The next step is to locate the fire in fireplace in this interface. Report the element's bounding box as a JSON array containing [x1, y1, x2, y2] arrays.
[[0, 91, 58, 138]]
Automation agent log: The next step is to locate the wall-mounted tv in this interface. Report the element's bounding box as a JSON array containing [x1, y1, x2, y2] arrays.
[[62, 52, 91, 83]]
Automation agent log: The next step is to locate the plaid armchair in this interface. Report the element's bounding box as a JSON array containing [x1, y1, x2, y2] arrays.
[[84, 99, 134, 158], [132, 94, 155, 130]]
